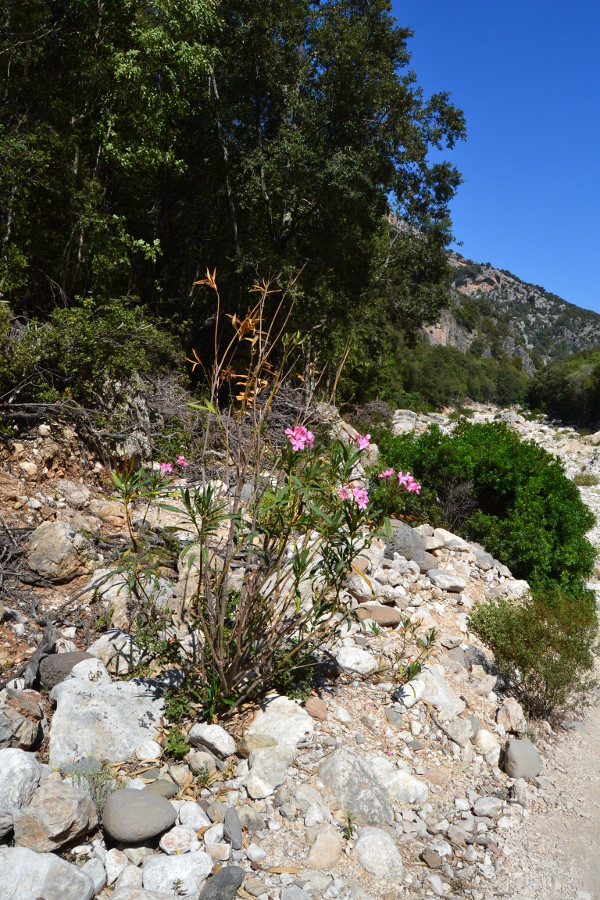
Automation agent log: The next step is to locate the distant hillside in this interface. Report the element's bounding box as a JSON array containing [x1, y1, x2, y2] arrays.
[[423, 255, 600, 373]]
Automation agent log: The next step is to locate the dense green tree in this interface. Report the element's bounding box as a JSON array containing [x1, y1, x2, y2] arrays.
[[0, 0, 465, 395], [376, 421, 595, 591], [528, 348, 600, 424]]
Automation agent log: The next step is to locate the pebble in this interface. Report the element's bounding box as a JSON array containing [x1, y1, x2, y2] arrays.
[[102, 789, 176, 842]]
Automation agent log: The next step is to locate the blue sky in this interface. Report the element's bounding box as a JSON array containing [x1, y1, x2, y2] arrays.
[[392, 1, 600, 313]]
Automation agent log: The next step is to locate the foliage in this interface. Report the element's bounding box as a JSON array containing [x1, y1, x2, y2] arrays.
[[392, 615, 437, 687], [195, 765, 215, 789], [528, 347, 600, 425], [338, 328, 529, 411], [342, 811, 357, 841], [470, 588, 598, 719], [165, 728, 189, 761], [72, 762, 124, 817], [0, 297, 175, 406], [0, 0, 464, 402], [111, 276, 407, 718], [573, 473, 600, 487], [375, 421, 596, 591]]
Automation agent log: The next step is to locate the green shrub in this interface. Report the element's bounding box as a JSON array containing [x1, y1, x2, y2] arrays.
[[0, 297, 175, 406], [375, 421, 595, 591], [112, 276, 407, 719], [470, 588, 598, 719], [573, 473, 600, 487], [165, 728, 189, 760]]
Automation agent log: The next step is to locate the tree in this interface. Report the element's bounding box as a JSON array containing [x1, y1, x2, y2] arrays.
[[0, 0, 465, 395]]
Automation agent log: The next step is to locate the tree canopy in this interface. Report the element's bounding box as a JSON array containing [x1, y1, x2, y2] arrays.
[[0, 0, 465, 398]]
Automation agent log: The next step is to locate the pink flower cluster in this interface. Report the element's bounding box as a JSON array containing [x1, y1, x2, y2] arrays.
[[285, 425, 315, 451], [354, 432, 371, 451], [377, 467, 421, 494], [349, 432, 371, 450], [398, 471, 421, 494], [338, 484, 369, 510], [159, 455, 189, 475]]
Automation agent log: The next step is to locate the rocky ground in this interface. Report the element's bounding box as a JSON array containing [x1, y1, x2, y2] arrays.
[[1, 406, 599, 900]]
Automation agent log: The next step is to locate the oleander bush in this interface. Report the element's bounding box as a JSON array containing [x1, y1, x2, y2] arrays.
[[111, 274, 415, 717], [470, 587, 598, 718], [375, 420, 595, 591]]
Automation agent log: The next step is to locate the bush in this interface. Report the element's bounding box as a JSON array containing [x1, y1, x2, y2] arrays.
[[0, 297, 175, 406], [573, 473, 600, 487], [111, 274, 410, 718], [470, 588, 598, 719], [375, 421, 596, 591]]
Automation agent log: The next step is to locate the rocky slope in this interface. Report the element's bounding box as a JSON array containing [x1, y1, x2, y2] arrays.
[[1, 410, 600, 900], [423, 256, 600, 373]]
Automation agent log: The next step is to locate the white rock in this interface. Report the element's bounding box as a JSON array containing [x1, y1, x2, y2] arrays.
[[246, 695, 313, 748], [401, 665, 456, 713], [431, 528, 470, 551], [246, 843, 267, 863], [159, 825, 201, 855], [334, 645, 378, 675], [474, 728, 501, 765], [353, 827, 403, 877], [305, 803, 325, 827], [135, 740, 162, 761], [188, 723, 235, 758], [80, 856, 107, 893], [369, 756, 428, 805], [178, 801, 211, 830], [245, 769, 276, 800], [68, 657, 111, 682], [428, 569, 467, 592], [244, 744, 296, 799], [48, 679, 163, 773], [203, 823, 224, 845], [86, 630, 145, 676], [346, 574, 382, 603], [26, 521, 96, 582], [142, 851, 213, 896], [333, 706, 352, 724], [496, 697, 527, 734], [0, 749, 41, 837], [113, 864, 143, 891], [206, 842, 231, 862], [0, 846, 95, 900], [105, 848, 128, 886]]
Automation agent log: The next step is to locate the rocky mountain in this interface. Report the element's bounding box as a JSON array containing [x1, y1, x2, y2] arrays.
[[423, 255, 600, 373]]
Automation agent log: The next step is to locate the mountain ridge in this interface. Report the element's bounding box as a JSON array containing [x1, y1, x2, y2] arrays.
[[423, 254, 600, 372]]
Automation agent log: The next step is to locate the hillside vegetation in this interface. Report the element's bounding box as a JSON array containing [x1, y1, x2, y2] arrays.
[[528, 347, 600, 425], [0, 0, 464, 420]]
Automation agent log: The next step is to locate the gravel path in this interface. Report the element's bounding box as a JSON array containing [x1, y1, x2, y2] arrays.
[[505, 691, 600, 900]]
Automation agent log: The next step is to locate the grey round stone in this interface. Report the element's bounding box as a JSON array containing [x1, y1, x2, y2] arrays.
[[39, 651, 94, 689], [102, 788, 177, 842], [384, 520, 426, 560], [238, 805, 266, 833], [503, 737, 542, 780], [143, 779, 179, 799], [198, 866, 244, 900]]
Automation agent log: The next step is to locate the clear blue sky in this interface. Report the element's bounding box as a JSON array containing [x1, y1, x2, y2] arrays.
[[392, 1, 600, 313]]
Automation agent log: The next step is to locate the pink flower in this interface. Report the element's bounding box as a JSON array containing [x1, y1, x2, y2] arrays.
[[351, 485, 369, 510], [378, 468, 395, 479], [285, 425, 314, 451], [338, 486, 350, 501], [159, 462, 173, 474], [398, 471, 421, 494], [355, 433, 371, 451], [176, 455, 189, 467]]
